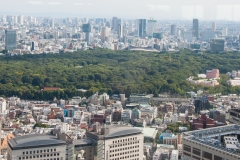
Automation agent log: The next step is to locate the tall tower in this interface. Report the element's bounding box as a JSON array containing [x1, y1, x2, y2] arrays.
[[147, 19, 157, 37], [117, 18, 123, 38], [212, 22, 216, 31], [18, 15, 24, 25], [171, 24, 176, 35], [193, 19, 199, 39], [111, 17, 118, 31], [136, 19, 147, 38], [5, 29, 17, 50], [101, 26, 109, 42]]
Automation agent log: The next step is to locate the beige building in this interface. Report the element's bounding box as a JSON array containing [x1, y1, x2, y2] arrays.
[[182, 125, 240, 160], [7, 134, 70, 160], [86, 123, 144, 160]]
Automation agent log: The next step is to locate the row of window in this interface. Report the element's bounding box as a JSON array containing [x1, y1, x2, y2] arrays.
[[19, 153, 60, 160], [110, 145, 139, 153], [110, 141, 140, 148], [23, 149, 57, 155], [110, 152, 139, 157], [112, 137, 138, 144], [20, 159, 62, 160], [110, 157, 139, 160]]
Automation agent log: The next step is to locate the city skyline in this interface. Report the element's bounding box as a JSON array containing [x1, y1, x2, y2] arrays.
[[1, 0, 240, 20]]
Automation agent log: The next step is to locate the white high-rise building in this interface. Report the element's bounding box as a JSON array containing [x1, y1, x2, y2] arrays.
[[170, 150, 178, 160], [0, 97, 6, 114], [147, 20, 157, 37], [212, 22, 216, 31], [86, 123, 144, 160], [51, 19, 54, 28], [21, 27, 27, 39], [117, 18, 123, 38], [222, 27, 228, 36], [18, 15, 24, 25]]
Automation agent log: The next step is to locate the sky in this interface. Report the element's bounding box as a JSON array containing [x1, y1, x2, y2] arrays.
[[1, 0, 240, 20]]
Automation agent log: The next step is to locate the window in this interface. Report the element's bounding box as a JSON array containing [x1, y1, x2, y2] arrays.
[[23, 152, 25, 155]]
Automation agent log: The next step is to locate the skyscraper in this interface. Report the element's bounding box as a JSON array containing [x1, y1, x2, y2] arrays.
[[18, 15, 24, 25], [171, 24, 176, 35], [101, 26, 109, 42], [5, 29, 16, 50], [212, 22, 216, 31], [193, 19, 199, 38], [147, 20, 157, 37], [111, 17, 118, 31], [51, 19, 54, 28], [136, 19, 147, 38], [117, 18, 123, 38]]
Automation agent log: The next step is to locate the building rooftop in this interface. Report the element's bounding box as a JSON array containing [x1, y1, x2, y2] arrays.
[[135, 127, 158, 139], [87, 125, 142, 139], [183, 124, 240, 156], [8, 134, 66, 150]]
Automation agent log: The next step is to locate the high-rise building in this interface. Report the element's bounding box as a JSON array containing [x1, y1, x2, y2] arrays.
[[51, 19, 54, 28], [171, 24, 176, 35], [201, 31, 215, 42], [0, 97, 6, 114], [18, 15, 24, 25], [5, 29, 16, 50], [136, 19, 147, 38], [101, 26, 109, 42], [193, 19, 199, 38], [212, 22, 216, 31], [21, 27, 27, 39], [84, 17, 88, 24], [6, 15, 12, 23], [86, 123, 144, 160], [111, 17, 118, 31], [147, 20, 157, 37], [117, 18, 123, 38], [31, 41, 35, 51], [222, 27, 228, 36], [182, 125, 240, 160], [210, 39, 225, 52]]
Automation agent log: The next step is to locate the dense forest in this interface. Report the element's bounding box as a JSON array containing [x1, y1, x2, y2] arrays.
[[0, 48, 240, 100]]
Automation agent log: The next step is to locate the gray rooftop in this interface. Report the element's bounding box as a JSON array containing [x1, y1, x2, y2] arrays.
[[73, 138, 93, 146], [87, 125, 142, 139], [8, 134, 66, 150], [105, 126, 142, 138], [183, 124, 240, 156]]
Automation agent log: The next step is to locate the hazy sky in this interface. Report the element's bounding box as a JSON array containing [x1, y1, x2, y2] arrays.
[[1, 0, 240, 20]]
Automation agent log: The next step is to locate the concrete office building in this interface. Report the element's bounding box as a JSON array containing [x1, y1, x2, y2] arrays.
[[192, 19, 199, 39], [0, 97, 6, 114], [210, 39, 225, 52], [111, 17, 118, 31], [7, 134, 70, 160], [5, 29, 17, 50], [86, 123, 144, 160], [171, 24, 176, 35], [136, 19, 147, 38], [147, 20, 157, 37], [212, 22, 216, 31], [101, 26, 109, 42], [117, 18, 123, 38], [18, 15, 24, 25], [182, 125, 240, 160], [201, 31, 215, 42]]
